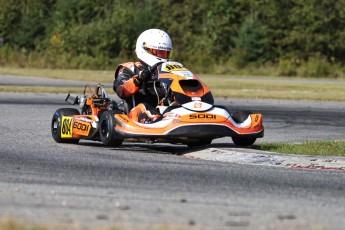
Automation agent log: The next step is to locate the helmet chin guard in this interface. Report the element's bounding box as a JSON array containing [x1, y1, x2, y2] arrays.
[[135, 29, 173, 67]]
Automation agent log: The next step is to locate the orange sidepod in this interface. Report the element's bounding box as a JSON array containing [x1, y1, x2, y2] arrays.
[[114, 113, 181, 135], [116, 114, 138, 127]]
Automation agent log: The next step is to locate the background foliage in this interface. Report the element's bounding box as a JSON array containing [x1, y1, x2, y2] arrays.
[[1, 0, 345, 76]]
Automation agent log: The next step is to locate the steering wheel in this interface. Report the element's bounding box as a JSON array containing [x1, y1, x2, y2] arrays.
[[142, 62, 163, 95]]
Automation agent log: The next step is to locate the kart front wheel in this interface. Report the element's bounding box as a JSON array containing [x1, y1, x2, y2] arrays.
[[231, 136, 256, 147], [99, 110, 123, 147], [231, 110, 256, 147], [51, 108, 80, 144], [186, 139, 212, 148]]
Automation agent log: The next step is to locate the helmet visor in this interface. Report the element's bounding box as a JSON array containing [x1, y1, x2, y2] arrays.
[[148, 48, 171, 59]]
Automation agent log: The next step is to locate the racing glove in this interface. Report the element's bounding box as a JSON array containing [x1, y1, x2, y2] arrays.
[[133, 69, 151, 87]]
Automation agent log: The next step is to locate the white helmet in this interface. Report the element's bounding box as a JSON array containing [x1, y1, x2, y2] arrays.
[[135, 29, 173, 67]]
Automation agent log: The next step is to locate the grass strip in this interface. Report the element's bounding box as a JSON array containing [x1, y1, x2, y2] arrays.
[[1, 67, 345, 101], [205, 78, 345, 101], [0, 67, 113, 82], [2, 80, 345, 101], [256, 141, 345, 157]]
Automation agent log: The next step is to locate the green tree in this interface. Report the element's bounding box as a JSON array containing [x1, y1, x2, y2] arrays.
[[232, 16, 269, 66], [287, 0, 345, 60], [1, 0, 345, 72], [0, 0, 53, 50]]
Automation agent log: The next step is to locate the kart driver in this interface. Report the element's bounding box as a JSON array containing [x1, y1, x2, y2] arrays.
[[113, 29, 173, 123]]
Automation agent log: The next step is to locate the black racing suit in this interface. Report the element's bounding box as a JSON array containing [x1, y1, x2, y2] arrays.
[[113, 62, 160, 122]]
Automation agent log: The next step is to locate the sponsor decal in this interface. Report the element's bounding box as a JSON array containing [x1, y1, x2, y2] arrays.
[[75, 117, 95, 123], [149, 45, 171, 50], [164, 64, 186, 71], [189, 114, 217, 119], [162, 62, 193, 78], [194, 102, 202, 109], [163, 112, 181, 123], [157, 45, 171, 50], [61, 116, 73, 138], [73, 120, 91, 136], [118, 114, 130, 123]]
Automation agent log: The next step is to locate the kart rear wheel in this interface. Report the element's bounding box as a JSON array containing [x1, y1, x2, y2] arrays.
[[186, 139, 212, 148], [231, 110, 256, 147], [99, 110, 123, 147], [51, 108, 80, 144]]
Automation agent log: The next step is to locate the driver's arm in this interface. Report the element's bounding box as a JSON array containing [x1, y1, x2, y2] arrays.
[[114, 68, 140, 99]]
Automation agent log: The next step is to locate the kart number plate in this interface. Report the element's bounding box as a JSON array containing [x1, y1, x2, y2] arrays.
[[61, 116, 73, 138]]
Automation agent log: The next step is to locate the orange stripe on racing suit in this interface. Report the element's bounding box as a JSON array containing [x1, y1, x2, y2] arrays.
[[116, 77, 139, 98], [114, 63, 142, 98]]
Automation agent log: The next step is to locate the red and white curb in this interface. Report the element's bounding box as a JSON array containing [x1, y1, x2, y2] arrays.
[[184, 148, 345, 171]]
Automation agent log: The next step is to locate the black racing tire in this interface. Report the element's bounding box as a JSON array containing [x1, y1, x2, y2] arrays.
[[51, 108, 80, 144], [231, 110, 252, 123], [186, 139, 212, 148], [231, 110, 256, 147], [99, 110, 124, 147], [231, 136, 256, 147]]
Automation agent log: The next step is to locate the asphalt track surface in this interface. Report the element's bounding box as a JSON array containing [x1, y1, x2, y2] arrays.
[[1, 76, 345, 229]]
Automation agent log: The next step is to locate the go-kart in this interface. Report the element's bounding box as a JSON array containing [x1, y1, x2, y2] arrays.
[[51, 61, 264, 147]]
